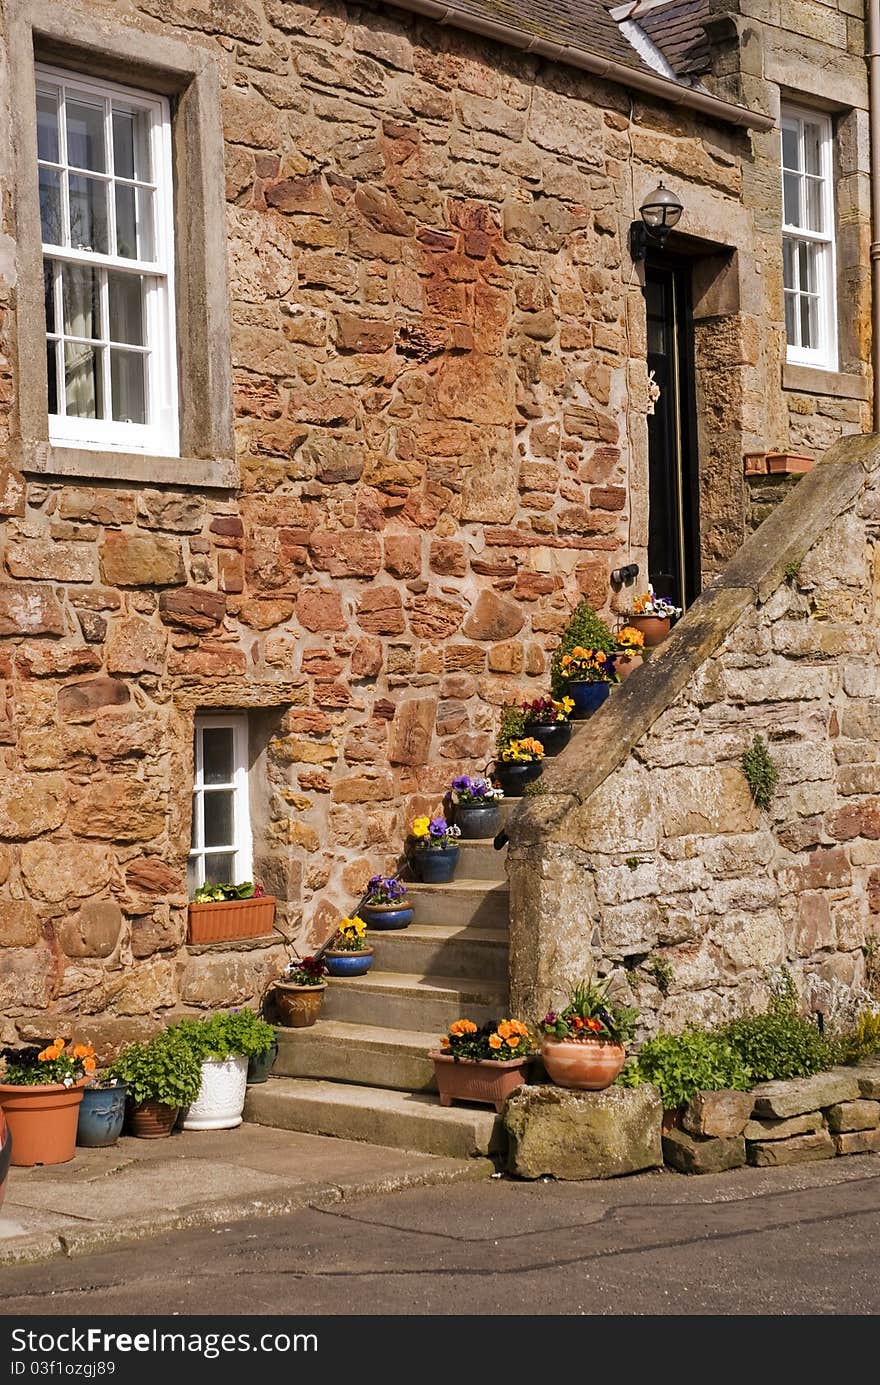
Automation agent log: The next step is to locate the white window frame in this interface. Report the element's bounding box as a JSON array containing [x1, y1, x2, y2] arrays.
[[188, 715, 253, 893], [36, 63, 179, 457], [781, 104, 837, 371]]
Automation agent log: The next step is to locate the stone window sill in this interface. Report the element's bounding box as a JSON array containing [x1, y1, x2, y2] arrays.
[[13, 440, 238, 490], [782, 363, 870, 401]]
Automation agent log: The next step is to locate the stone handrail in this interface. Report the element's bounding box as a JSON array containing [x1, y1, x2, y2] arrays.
[[508, 431, 880, 852]]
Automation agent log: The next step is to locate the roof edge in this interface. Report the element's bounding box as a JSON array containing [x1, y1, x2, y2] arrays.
[[385, 0, 775, 132]]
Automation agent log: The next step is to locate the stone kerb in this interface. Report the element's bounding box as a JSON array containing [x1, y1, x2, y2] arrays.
[[507, 432, 880, 1023]]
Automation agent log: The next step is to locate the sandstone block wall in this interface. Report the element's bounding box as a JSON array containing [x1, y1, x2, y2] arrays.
[[509, 436, 880, 1034]]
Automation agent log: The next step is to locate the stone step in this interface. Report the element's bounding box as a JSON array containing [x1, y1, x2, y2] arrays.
[[244, 1076, 502, 1158], [405, 880, 509, 929], [322, 969, 508, 1030], [273, 1020, 439, 1092], [452, 839, 508, 882], [370, 924, 508, 982]]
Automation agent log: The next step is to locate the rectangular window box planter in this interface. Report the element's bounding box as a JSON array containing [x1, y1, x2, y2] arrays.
[[187, 895, 276, 945]]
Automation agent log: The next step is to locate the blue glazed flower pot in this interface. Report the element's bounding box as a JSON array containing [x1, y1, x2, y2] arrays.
[[325, 948, 374, 977], [361, 903, 414, 931], [494, 760, 542, 797], [246, 1039, 279, 1085], [76, 1084, 127, 1148], [413, 846, 460, 883], [453, 803, 501, 839], [568, 681, 610, 718], [524, 721, 572, 756]]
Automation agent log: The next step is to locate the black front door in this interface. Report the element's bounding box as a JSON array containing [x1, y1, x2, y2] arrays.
[[644, 260, 700, 612]]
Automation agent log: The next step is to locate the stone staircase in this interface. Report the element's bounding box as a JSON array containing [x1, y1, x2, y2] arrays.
[[244, 820, 511, 1159]]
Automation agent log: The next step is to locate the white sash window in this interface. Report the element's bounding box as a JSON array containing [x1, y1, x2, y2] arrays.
[[781, 106, 837, 370]]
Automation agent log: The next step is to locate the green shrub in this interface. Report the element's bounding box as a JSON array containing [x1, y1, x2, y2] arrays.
[[831, 1009, 880, 1066], [621, 1029, 752, 1110], [722, 977, 832, 1082], [168, 1009, 277, 1062], [497, 705, 526, 751], [550, 600, 615, 695], [741, 734, 779, 811], [108, 1030, 202, 1109]]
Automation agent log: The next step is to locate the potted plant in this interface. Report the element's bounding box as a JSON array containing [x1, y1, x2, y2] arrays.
[[77, 1074, 127, 1149], [559, 646, 617, 717], [408, 814, 462, 883], [520, 696, 575, 756], [0, 1039, 96, 1167], [429, 1018, 535, 1112], [188, 880, 276, 945], [108, 1029, 203, 1138], [550, 600, 616, 696], [359, 874, 414, 930], [493, 737, 545, 796], [324, 915, 374, 977], [625, 586, 681, 646], [540, 978, 638, 1090], [449, 775, 504, 839], [246, 1010, 280, 1085], [170, 1009, 277, 1130], [273, 955, 329, 1028], [614, 625, 647, 681]]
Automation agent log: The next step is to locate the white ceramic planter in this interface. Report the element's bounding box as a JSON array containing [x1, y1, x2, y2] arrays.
[[180, 1056, 248, 1131]]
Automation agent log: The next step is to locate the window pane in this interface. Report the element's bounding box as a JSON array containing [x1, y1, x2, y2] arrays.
[[62, 263, 101, 340], [190, 793, 200, 851], [64, 341, 103, 417], [798, 241, 818, 294], [805, 177, 823, 233], [782, 238, 796, 291], [186, 856, 199, 894], [800, 294, 819, 350], [804, 122, 822, 176], [781, 123, 799, 172], [115, 184, 155, 261], [203, 727, 235, 785], [204, 852, 235, 886], [36, 89, 60, 162], [66, 98, 106, 172], [783, 172, 800, 227], [203, 790, 234, 848], [784, 291, 797, 346], [69, 174, 109, 253], [43, 261, 56, 334], [47, 341, 58, 414], [108, 272, 144, 345], [39, 167, 63, 244], [112, 107, 152, 181], [110, 349, 146, 424]]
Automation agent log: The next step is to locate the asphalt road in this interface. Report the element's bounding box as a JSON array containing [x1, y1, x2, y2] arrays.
[[1, 1153, 879, 1317]]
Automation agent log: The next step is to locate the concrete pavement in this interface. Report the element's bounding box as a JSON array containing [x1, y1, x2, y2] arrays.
[[0, 1123, 493, 1264], [1, 1151, 879, 1314]]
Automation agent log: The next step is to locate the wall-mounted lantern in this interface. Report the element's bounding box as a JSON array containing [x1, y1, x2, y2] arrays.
[[629, 183, 684, 261]]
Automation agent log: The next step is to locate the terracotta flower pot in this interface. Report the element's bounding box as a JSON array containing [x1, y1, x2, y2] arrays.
[[274, 982, 327, 1028], [540, 1038, 626, 1091], [430, 1053, 530, 1113], [324, 947, 374, 977], [614, 654, 643, 681], [126, 1099, 179, 1139], [0, 1079, 86, 1167], [627, 614, 670, 647], [187, 895, 276, 945]]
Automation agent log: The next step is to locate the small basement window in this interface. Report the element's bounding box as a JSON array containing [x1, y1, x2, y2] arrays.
[[188, 714, 252, 893]]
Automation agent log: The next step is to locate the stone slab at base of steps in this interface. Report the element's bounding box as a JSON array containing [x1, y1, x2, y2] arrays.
[[322, 970, 508, 1030], [244, 1077, 503, 1159], [274, 1020, 441, 1092]]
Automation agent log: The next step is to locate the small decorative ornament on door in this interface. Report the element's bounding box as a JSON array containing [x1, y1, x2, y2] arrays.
[[646, 368, 661, 416]]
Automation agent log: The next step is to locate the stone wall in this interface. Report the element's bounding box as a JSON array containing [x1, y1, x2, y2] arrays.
[[0, 0, 873, 1045], [509, 434, 880, 1034]]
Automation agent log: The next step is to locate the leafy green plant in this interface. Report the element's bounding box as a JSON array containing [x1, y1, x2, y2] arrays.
[[829, 1009, 880, 1066], [722, 974, 832, 1081], [647, 956, 674, 996], [541, 976, 638, 1046], [108, 1030, 202, 1109], [497, 705, 526, 750], [625, 856, 641, 872], [550, 600, 615, 695], [167, 1009, 277, 1061], [783, 559, 801, 581], [620, 1029, 751, 1110], [522, 780, 549, 797], [741, 734, 779, 810], [193, 880, 266, 903]]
